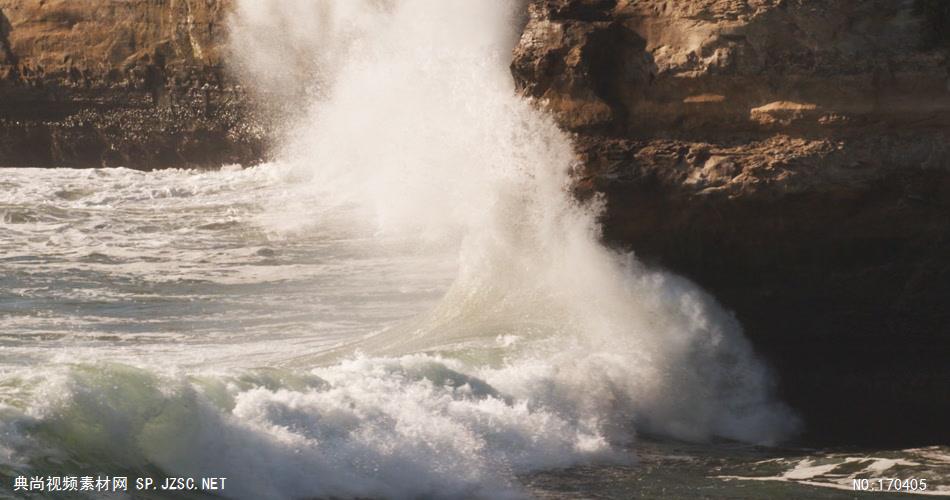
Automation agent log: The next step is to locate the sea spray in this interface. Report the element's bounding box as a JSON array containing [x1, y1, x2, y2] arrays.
[[230, 0, 798, 443], [0, 1, 801, 499]]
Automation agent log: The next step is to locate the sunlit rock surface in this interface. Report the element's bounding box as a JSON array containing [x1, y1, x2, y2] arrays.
[[514, 0, 950, 446], [0, 0, 269, 168], [0, 0, 947, 447]]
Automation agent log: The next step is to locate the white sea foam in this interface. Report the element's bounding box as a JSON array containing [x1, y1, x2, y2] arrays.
[[718, 450, 950, 497], [230, 0, 797, 443], [0, 1, 802, 498]]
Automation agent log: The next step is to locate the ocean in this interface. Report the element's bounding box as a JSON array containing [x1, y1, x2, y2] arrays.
[[1, 0, 947, 498]]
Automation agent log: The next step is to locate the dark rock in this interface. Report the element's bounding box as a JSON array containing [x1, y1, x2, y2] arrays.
[[517, 0, 950, 447]]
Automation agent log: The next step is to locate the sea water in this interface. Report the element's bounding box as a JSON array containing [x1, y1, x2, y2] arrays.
[[0, 0, 947, 498]]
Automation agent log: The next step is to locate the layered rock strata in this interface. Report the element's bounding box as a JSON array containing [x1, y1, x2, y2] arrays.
[[514, 0, 950, 446], [0, 0, 946, 447], [0, 0, 268, 168]]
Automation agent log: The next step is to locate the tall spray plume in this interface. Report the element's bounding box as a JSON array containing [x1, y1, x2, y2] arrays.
[[223, 0, 800, 496]]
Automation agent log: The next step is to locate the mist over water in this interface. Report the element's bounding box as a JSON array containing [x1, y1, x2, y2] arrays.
[[231, 0, 797, 477], [0, 1, 804, 499], [232, 0, 797, 440]]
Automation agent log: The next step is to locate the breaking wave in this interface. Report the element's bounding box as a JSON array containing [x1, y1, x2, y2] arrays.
[[0, 1, 799, 498]]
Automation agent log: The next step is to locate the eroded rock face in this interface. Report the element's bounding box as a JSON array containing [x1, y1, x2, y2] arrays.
[[0, 0, 269, 168], [0, 0, 227, 75], [515, 0, 950, 446], [0, 0, 946, 447], [516, 0, 950, 137]]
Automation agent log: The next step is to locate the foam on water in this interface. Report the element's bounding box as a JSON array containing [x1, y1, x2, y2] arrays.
[[230, 0, 798, 442], [717, 447, 950, 496], [1, 0, 803, 498], [1, 361, 620, 499]]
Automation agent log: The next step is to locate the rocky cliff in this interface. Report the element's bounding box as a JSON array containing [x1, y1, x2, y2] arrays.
[[0, 0, 267, 168], [1, 0, 946, 447], [514, 0, 950, 446]]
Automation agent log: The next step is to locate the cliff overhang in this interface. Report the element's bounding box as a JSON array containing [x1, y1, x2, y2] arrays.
[[513, 0, 950, 447]]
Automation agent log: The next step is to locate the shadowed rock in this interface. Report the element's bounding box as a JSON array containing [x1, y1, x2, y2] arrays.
[[514, 0, 950, 447]]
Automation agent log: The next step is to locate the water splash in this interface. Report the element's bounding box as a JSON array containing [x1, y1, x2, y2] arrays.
[[0, 1, 799, 499], [230, 0, 798, 445]]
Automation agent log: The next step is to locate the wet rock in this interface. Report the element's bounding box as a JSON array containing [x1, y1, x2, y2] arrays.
[[517, 0, 950, 447]]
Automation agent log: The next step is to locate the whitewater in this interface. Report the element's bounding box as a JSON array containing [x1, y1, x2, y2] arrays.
[[6, 1, 946, 499]]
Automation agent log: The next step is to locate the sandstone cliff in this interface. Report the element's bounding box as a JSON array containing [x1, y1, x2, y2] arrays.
[[0, 0, 946, 447], [0, 0, 267, 168], [514, 0, 950, 446]]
